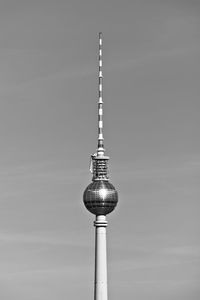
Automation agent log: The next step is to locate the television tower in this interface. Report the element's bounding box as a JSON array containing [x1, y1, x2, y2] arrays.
[[83, 33, 118, 300]]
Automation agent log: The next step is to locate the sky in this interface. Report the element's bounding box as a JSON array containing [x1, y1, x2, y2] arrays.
[[0, 0, 200, 299]]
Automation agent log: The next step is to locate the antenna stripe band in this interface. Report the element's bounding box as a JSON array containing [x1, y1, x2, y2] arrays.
[[98, 32, 104, 153]]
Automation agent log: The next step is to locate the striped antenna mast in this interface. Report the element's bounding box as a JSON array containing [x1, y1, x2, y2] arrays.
[[90, 33, 109, 177], [97, 32, 104, 157]]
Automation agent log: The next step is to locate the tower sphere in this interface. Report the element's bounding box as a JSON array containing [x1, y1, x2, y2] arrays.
[[83, 180, 118, 215]]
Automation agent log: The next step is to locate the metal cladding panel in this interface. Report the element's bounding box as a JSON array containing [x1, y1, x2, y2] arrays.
[[83, 180, 118, 215]]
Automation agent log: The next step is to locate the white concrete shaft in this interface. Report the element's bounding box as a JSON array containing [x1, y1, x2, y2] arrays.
[[94, 215, 108, 300]]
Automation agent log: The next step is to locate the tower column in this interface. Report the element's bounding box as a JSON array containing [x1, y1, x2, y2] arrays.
[[94, 215, 108, 300], [83, 33, 118, 300]]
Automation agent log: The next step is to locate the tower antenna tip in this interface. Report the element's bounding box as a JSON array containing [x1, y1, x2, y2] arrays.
[[97, 30, 104, 155]]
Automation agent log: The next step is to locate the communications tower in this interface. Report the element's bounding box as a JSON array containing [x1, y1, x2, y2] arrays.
[[83, 33, 118, 300]]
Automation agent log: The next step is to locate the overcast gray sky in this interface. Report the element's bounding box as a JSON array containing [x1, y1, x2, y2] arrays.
[[0, 0, 200, 299]]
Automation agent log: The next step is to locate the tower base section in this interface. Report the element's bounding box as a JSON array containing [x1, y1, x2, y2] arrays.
[[94, 215, 108, 300]]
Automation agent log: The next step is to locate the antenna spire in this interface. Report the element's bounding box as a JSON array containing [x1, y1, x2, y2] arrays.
[[90, 33, 109, 180], [97, 32, 104, 156]]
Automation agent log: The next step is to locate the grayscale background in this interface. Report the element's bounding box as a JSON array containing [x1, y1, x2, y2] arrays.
[[0, 0, 200, 299]]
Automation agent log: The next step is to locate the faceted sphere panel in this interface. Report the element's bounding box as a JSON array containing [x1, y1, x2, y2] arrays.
[[83, 180, 118, 215]]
